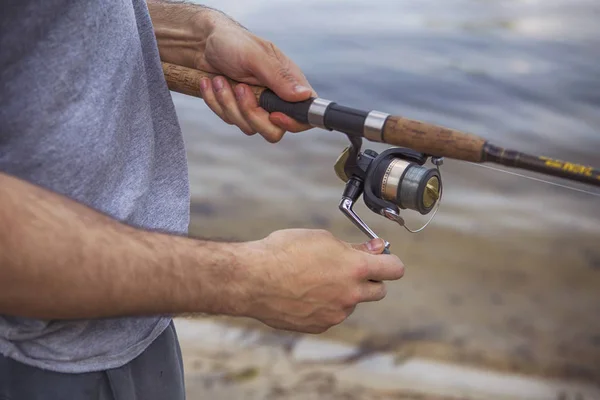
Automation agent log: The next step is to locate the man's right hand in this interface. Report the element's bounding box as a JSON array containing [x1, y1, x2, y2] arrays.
[[237, 229, 405, 334], [0, 172, 404, 327]]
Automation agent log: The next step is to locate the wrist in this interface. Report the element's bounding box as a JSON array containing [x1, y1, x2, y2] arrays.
[[212, 238, 271, 318], [149, 2, 235, 69]]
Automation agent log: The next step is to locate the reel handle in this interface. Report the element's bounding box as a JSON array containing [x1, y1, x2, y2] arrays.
[[339, 179, 393, 254]]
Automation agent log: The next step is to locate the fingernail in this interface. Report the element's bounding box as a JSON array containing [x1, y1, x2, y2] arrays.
[[200, 78, 209, 91], [366, 238, 383, 252], [235, 84, 245, 99], [213, 77, 224, 92], [293, 85, 310, 94]]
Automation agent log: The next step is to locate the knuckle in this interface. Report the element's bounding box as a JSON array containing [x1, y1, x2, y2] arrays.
[[377, 284, 388, 300], [219, 115, 233, 125], [236, 100, 250, 116], [265, 230, 280, 242], [238, 98, 256, 117], [263, 133, 282, 143], [343, 290, 362, 307], [215, 89, 233, 105], [270, 126, 286, 138], [330, 312, 347, 326], [352, 289, 363, 304], [352, 258, 370, 280], [289, 124, 310, 133], [315, 229, 333, 238], [220, 106, 233, 119], [267, 40, 281, 54], [264, 41, 286, 63], [308, 325, 328, 334], [277, 65, 295, 83]]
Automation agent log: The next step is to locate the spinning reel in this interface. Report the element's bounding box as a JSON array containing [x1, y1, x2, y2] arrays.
[[334, 135, 444, 254]]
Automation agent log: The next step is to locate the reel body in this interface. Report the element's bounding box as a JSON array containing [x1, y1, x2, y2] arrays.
[[335, 137, 443, 253]]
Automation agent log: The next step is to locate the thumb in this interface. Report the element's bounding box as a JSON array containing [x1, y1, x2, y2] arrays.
[[249, 52, 314, 102], [351, 238, 387, 255]]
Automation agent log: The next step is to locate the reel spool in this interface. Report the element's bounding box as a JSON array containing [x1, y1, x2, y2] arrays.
[[334, 138, 443, 253]]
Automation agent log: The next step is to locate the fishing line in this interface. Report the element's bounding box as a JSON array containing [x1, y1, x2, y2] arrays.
[[466, 162, 600, 198]]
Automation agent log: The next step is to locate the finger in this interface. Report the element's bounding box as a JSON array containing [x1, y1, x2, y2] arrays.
[[199, 78, 231, 125], [249, 44, 316, 103], [359, 281, 388, 303], [212, 77, 256, 136], [351, 238, 387, 255], [283, 58, 318, 97], [234, 84, 286, 143], [269, 112, 313, 134], [362, 253, 405, 282]]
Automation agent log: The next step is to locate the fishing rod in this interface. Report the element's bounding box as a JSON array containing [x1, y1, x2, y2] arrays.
[[162, 62, 600, 252]]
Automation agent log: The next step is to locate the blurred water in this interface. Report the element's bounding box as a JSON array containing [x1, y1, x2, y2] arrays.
[[177, 0, 600, 236], [173, 0, 600, 380]]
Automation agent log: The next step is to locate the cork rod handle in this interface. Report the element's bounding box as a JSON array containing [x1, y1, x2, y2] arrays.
[[383, 116, 486, 162], [162, 62, 265, 101]]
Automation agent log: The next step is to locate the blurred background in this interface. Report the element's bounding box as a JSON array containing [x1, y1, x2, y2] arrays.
[[170, 0, 600, 398]]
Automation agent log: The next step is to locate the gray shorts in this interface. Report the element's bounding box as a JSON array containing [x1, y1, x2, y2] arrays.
[[0, 321, 185, 400]]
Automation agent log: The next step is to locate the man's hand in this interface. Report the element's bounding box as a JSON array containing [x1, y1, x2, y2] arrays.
[[197, 23, 316, 143], [149, 2, 315, 143], [237, 229, 405, 334], [1, 173, 405, 332]]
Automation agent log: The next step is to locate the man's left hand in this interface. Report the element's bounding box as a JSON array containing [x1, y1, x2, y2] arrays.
[[150, 2, 316, 143], [197, 21, 316, 142]]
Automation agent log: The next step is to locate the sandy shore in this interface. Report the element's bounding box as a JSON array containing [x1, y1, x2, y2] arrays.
[[176, 318, 600, 400]]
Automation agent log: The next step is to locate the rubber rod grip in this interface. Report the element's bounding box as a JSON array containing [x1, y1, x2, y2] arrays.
[[259, 90, 312, 124]]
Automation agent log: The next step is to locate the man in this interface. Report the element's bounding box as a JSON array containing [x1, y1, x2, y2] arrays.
[[0, 1, 405, 398]]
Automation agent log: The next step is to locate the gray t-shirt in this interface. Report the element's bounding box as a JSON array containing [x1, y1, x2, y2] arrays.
[[0, 0, 190, 373]]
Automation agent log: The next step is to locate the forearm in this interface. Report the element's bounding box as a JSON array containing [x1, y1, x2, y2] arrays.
[[0, 172, 253, 320], [147, 0, 238, 69]]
